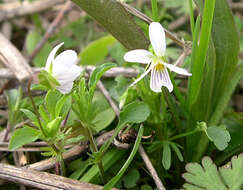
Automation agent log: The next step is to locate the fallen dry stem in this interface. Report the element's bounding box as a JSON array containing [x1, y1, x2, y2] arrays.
[[28, 1, 72, 63], [0, 0, 66, 22], [0, 163, 113, 190]]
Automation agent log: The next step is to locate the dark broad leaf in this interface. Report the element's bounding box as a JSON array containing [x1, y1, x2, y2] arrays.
[[9, 126, 40, 150], [71, 0, 149, 50], [210, 0, 239, 112]]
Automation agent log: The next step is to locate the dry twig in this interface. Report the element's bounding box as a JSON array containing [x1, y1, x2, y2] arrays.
[[28, 1, 72, 63], [0, 0, 66, 22], [0, 33, 32, 81], [0, 163, 115, 190]]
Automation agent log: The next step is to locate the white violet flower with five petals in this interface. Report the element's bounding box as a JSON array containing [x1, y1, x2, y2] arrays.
[[44, 42, 82, 94], [124, 22, 191, 93]]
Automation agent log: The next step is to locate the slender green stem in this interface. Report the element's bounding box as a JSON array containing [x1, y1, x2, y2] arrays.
[[168, 129, 199, 141], [51, 144, 66, 176], [151, 0, 158, 22], [86, 125, 106, 184], [27, 77, 47, 137], [164, 89, 180, 128], [188, 0, 195, 34]]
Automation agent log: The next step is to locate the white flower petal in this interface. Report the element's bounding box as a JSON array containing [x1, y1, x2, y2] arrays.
[[56, 81, 74, 94], [149, 22, 166, 57], [53, 64, 82, 83], [45, 42, 64, 71], [163, 62, 192, 76], [130, 65, 153, 87], [150, 67, 173, 92], [124, 49, 153, 64], [53, 50, 78, 67]]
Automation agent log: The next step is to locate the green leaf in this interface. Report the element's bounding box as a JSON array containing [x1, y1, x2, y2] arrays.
[[219, 154, 243, 190], [80, 35, 116, 65], [170, 142, 184, 162], [26, 30, 52, 67], [103, 126, 143, 190], [188, 0, 216, 106], [71, 0, 149, 50], [9, 126, 40, 150], [55, 95, 71, 118], [205, 126, 231, 151], [45, 117, 62, 137], [88, 62, 116, 99], [45, 90, 61, 119], [119, 101, 150, 125], [100, 101, 150, 153], [141, 185, 153, 190], [183, 154, 243, 190], [162, 142, 171, 170], [123, 169, 140, 188], [21, 109, 38, 123], [91, 92, 115, 131]]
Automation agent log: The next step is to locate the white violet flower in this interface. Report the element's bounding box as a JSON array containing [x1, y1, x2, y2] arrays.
[[124, 22, 191, 93], [45, 42, 82, 94]]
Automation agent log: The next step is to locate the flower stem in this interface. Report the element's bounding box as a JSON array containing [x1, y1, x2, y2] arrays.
[[51, 144, 65, 176], [168, 129, 199, 141], [27, 77, 47, 137], [86, 126, 106, 184], [151, 0, 159, 22]]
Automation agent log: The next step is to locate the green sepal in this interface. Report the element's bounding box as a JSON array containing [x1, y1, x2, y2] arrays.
[[45, 117, 62, 138], [38, 70, 60, 91]]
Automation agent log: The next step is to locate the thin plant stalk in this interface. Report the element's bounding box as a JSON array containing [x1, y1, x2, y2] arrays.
[[28, 77, 65, 176], [27, 77, 47, 137], [86, 126, 106, 184], [151, 0, 158, 21]]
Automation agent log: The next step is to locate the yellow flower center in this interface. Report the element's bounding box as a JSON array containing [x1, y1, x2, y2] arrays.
[[154, 62, 164, 71]]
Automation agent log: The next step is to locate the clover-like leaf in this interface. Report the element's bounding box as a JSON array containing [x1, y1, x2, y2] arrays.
[[183, 154, 243, 190], [205, 126, 231, 151]]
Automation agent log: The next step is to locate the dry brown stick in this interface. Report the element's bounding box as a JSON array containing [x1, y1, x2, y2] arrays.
[[120, 2, 191, 50], [97, 81, 120, 116], [168, 15, 190, 31], [0, 33, 32, 81], [96, 79, 166, 189], [0, 163, 115, 190], [230, 2, 243, 11], [28, 1, 72, 63], [138, 145, 166, 190], [0, 66, 138, 79], [0, 0, 66, 22]]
